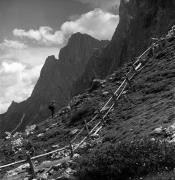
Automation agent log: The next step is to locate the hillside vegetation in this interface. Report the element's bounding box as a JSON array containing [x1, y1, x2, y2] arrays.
[[1, 27, 175, 179]]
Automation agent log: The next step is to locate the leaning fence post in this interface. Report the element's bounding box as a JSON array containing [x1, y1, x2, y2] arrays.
[[26, 152, 36, 179], [98, 110, 105, 125], [110, 91, 118, 108], [111, 91, 116, 101], [84, 120, 90, 138], [152, 43, 157, 59], [125, 74, 136, 92], [125, 74, 132, 88], [69, 140, 74, 158], [131, 64, 137, 74]]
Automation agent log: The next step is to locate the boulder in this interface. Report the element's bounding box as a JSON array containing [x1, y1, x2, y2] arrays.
[[88, 79, 106, 92]]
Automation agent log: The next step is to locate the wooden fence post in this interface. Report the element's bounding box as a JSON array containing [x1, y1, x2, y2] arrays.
[[131, 64, 137, 74], [152, 43, 157, 59], [125, 74, 136, 92], [69, 140, 74, 158], [110, 91, 118, 108], [98, 110, 105, 125], [125, 75, 132, 89], [84, 120, 90, 138], [26, 152, 36, 179]]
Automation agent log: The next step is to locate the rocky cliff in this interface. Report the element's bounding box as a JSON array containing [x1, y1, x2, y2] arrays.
[[0, 33, 108, 136], [72, 0, 175, 95]]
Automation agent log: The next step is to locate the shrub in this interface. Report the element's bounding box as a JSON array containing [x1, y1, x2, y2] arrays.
[[69, 102, 96, 126], [75, 138, 175, 180]]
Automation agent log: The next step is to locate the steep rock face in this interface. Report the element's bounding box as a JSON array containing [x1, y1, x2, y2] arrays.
[[0, 33, 108, 136], [72, 0, 175, 95]]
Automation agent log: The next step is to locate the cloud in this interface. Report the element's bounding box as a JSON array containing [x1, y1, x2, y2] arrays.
[[61, 9, 119, 40], [0, 39, 27, 49], [0, 60, 42, 113], [13, 9, 119, 46], [0, 61, 25, 73], [13, 27, 64, 46], [75, 0, 120, 11], [0, 46, 59, 66]]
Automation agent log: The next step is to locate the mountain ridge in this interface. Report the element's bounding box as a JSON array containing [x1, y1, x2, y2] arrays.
[[0, 33, 108, 136]]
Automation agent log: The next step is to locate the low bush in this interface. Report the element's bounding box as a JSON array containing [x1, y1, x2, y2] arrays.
[[75, 138, 175, 180], [69, 102, 96, 126]]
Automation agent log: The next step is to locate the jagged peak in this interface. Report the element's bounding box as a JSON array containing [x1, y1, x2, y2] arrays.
[[58, 32, 101, 62], [68, 32, 98, 42], [45, 55, 58, 64], [38, 55, 59, 80], [11, 101, 18, 106], [61, 32, 100, 52], [7, 101, 18, 112], [42, 55, 58, 70]]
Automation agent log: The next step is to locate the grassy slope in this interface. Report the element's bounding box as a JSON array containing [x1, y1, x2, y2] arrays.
[[1, 39, 175, 179], [101, 42, 175, 144], [74, 40, 175, 180], [24, 39, 175, 154]]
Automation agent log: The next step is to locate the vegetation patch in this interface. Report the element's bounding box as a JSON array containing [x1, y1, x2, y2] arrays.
[[69, 102, 96, 126], [75, 138, 175, 180]]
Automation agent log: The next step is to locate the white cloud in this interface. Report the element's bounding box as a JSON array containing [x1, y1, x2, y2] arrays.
[[75, 0, 120, 11], [0, 60, 42, 113], [13, 9, 119, 46], [13, 29, 41, 41], [0, 62, 25, 73], [13, 27, 64, 46], [0, 39, 27, 49], [0, 102, 10, 114], [61, 9, 119, 40], [0, 47, 59, 66]]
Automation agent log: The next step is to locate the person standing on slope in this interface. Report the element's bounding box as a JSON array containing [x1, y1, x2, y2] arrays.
[[48, 100, 56, 118]]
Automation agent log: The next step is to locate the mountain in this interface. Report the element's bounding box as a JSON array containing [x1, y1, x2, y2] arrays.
[[72, 0, 175, 95], [0, 33, 108, 136], [1, 27, 175, 179], [1, 0, 175, 178]]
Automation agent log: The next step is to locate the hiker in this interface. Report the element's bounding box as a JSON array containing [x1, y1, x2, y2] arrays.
[[48, 100, 56, 118]]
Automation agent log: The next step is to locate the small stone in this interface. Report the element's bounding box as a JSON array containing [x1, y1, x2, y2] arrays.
[[70, 129, 79, 135], [151, 126, 162, 135], [102, 91, 109, 96], [150, 138, 155, 141], [37, 133, 44, 137]]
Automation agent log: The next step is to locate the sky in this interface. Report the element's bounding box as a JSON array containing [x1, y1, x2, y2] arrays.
[[0, 0, 121, 113]]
